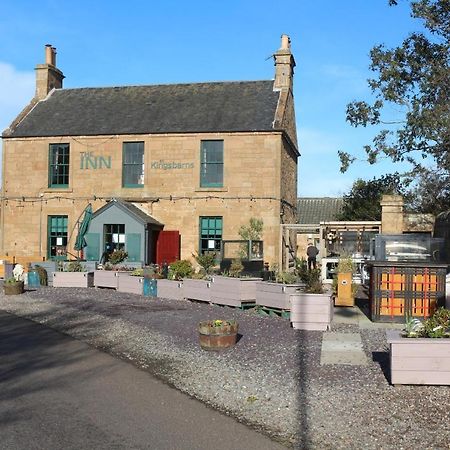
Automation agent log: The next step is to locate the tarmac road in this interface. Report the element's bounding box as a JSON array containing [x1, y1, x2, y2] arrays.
[[0, 310, 285, 450]]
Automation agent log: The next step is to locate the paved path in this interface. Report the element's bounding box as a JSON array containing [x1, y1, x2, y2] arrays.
[[320, 332, 368, 366], [0, 311, 284, 450]]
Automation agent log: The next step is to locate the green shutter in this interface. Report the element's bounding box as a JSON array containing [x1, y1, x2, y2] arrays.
[[126, 233, 141, 262], [85, 233, 100, 261]]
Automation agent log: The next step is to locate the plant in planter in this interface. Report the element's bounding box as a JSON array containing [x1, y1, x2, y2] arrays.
[[193, 252, 216, 278], [198, 319, 239, 351], [33, 265, 48, 286], [107, 249, 128, 266], [210, 258, 261, 307], [290, 269, 333, 331], [387, 308, 450, 385], [168, 259, 194, 281], [53, 260, 94, 288], [4, 264, 25, 295]]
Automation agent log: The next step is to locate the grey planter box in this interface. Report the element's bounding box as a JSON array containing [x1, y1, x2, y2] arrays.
[[94, 270, 131, 289], [210, 275, 261, 307], [255, 282, 302, 310], [289, 293, 334, 331], [387, 330, 450, 385], [117, 275, 144, 295], [157, 279, 184, 300], [183, 278, 211, 302], [52, 271, 94, 288]]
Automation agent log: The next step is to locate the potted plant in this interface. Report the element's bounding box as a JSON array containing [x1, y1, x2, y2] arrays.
[[3, 264, 25, 295], [94, 249, 130, 289], [183, 253, 215, 302], [198, 319, 239, 351], [387, 308, 450, 385], [52, 260, 94, 288], [256, 265, 302, 310], [210, 259, 262, 307], [158, 260, 192, 300], [290, 268, 334, 331]]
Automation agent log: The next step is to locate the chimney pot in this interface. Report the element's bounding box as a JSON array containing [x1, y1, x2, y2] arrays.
[[280, 34, 290, 50], [45, 44, 53, 65]]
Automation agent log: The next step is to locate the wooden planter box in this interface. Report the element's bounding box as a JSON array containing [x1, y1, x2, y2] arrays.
[[255, 282, 302, 310], [290, 293, 334, 331], [210, 276, 261, 307], [183, 278, 211, 302], [387, 330, 450, 385], [335, 272, 354, 306], [52, 272, 94, 288], [157, 279, 184, 300], [117, 275, 144, 295], [94, 270, 131, 289]]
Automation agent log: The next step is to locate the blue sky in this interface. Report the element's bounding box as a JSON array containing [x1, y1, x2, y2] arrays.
[[0, 0, 421, 196]]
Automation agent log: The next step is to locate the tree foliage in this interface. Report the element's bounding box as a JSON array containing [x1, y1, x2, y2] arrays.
[[339, 0, 450, 192], [338, 173, 407, 221]]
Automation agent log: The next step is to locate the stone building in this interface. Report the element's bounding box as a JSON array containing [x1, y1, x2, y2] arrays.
[[1, 36, 298, 267]]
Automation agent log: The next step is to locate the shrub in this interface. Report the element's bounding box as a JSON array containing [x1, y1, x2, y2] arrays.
[[228, 259, 244, 277], [34, 265, 48, 286], [66, 261, 84, 272], [275, 270, 298, 284], [108, 249, 128, 265], [169, 259, 194, 280], [193, 252, 216, 275]]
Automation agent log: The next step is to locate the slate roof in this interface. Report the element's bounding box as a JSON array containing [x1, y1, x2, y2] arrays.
[[93, 199, 163, 227], [297, 197, 343, 224], [4, 80, 280, 138]]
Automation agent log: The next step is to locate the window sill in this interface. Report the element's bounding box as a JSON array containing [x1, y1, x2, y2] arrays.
[[44, 188, 73, 193], [123, 185, 144, 189], [195, 187, 228, 192]]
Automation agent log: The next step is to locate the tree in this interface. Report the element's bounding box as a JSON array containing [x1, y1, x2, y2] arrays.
[[339, 0, 450, 208], [338, 173, 407, 221]]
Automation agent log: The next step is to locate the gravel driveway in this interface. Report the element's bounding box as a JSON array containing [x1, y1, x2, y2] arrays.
[[1, 287, 449, 449]]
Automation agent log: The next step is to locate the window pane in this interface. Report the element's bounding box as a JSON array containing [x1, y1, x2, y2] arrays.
[[123, 142, 144, 187], [49, 144, 70, 187], [199, 216, 223, 254], [200, 140, 223, 187]]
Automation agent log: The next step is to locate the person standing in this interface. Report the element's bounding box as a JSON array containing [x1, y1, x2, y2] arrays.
[[306, 242, 319, 271]]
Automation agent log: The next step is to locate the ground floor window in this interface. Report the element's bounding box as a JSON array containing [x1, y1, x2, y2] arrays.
[[104, 224, 125, 255], [48, 215, 68, 260], [199, 216, 222, 255]]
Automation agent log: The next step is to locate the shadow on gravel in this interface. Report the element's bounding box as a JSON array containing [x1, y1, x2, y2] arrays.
[[372, 351, 391, 383], [0, 310, 116, 426], [295, 332, 311, 448]]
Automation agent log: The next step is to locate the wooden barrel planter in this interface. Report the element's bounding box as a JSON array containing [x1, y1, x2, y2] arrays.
[[198, 320, 238, 351], [4, 281, 25, 295]]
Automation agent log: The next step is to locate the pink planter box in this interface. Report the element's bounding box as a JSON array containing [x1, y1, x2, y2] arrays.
[[210, 276, 261, 307], [52, 272, 94, 288], [117, 276, 144, 295], [256, 282, 302, 310], [183, 279, 211, 302], [157, 279, 184, 300], [387, 330, 450, 385], [94, 270, 130, 289], [290, 293, 333, 331]]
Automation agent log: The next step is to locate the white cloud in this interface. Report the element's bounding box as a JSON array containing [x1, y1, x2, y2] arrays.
[[0, 62, 34, 132]]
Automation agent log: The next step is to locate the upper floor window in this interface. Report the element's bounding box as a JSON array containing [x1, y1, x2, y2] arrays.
[[123, 142, 144, 187], [200, 140, 223, 188], [49, 144, 70, 188]]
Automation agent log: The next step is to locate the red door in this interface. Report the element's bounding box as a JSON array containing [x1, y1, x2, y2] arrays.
[[156, 231, 180, 265]]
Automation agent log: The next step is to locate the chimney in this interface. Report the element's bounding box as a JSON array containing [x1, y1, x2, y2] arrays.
[[273, 34, 295, 91], [35, 44, 65, 100], [381, 195, 404, 234]]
